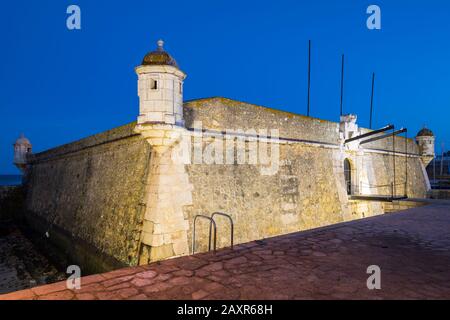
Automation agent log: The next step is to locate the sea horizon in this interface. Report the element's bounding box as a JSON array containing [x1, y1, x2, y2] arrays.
[[0, 174, 22, 186]]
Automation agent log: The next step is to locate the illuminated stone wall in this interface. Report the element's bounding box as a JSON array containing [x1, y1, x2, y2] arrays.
[[24, 123, 151, 270], [22, 97, 429, 268], [182, 98, 428, 252]]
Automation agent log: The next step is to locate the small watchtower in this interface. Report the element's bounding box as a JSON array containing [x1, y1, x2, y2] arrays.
[[135, 40, 186, 126], [13, 133, 32, 172], [416, 127, 435, 166]]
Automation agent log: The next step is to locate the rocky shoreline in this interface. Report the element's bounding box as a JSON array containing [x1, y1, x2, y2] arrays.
[[0, 224, 66, 294]]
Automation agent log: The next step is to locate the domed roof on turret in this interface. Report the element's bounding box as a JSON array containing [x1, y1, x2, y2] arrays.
[[417, 127, 434, 137], [141, 40, 178, 68], [15, 133, 31, 146]]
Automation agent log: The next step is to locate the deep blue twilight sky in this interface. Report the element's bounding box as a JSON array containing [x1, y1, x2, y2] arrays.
[[1, 0, 449, 174]]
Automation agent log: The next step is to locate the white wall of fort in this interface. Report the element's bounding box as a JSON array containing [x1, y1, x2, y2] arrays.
[[21, 97, 429, 269]]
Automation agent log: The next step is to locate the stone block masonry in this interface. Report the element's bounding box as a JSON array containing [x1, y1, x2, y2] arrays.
[[2, 203, 450, 300], [24, 123, 152, 271], [181, 98, 428, 252], [137, 144, 192, 263]]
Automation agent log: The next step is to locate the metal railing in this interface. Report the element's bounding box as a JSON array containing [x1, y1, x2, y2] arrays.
[[192, 215, 216, 254], [353, 181, 408, 199], [192, 212, 234, 254], [211, 212, 234, 249]]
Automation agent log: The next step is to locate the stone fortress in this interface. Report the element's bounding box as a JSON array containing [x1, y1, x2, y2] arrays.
[[13, 40, 435, 273]]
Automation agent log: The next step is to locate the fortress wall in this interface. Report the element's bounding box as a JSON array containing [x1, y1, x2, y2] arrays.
[[359, 128, 420, 156], [184, 143, 344, 251], [20, 98, 429, 267], [183, 137, 427, 253], [182, 99, 428, 252], [359, 152, 427, 198], [24, 122, 151, 271], [184, 97, 421, 155], [184, 97, 340, 145], [29, 122, 139, 161]]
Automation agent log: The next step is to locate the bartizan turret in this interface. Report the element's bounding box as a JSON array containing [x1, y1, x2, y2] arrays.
[[13, 133, 32, 172], [415, 127, 435, 166], [133, 40, 192, 263], [135, 39, 185, 126], [134, 39, 187, 153]]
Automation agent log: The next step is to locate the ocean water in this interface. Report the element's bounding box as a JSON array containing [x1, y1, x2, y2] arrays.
[[0, 175, 22, 186]]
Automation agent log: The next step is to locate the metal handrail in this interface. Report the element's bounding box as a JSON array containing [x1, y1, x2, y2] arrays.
[[211, 212, 234, 249], [192, 215, 217, 254], [344, 124, 394, 144], [360, 182, 405, 188], [352, 181, 408, 200]]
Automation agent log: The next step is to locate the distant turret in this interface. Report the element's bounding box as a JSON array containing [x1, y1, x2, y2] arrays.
[[13, 133, 32, 172], [416, 127, 435, 166]]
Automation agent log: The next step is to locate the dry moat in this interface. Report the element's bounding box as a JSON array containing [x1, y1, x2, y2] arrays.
[[0, 223, 66, 294]]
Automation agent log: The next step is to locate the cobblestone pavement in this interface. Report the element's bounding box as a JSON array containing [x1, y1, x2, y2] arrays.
[[1, 203, 450, 300]]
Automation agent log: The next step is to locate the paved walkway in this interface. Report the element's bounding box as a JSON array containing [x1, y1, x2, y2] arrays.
[[1, 203, 450, 300]]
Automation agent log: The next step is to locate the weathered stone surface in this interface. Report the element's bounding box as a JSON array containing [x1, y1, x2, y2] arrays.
[[182, 98, 427, 255], [3, 203, 450, 300], [24, 122, 150, 268], [20, 97, 429, 269]]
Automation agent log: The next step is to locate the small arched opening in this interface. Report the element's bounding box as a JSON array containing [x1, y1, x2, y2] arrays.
[[344, 158, 352, 195]]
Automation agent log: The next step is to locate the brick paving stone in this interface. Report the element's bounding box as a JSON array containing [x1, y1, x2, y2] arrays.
[[31, 280, 67, 296], [95, 290, 122, 300], [142, 282, 173, 294], [38, 290, 74, 300], [135, 270, 157, 279], [127, 293, 148, 300], [192, 289, 209, 300], [100, 267, 144, 279], [130, 277, 155, 287], [0, 289, 36, 300], [116, 287, 139, 299], [80, 274, 106, 286], [172, 269, 194, 277], [154, 273, 172, 282], [105, 282, 131, 291], [203, 281, 226, 293], [75, 282, 105, 294], [200, 262, 224, 272], [168, 276, 191, 286], [102, 275, 134, 288], [1, 203, 450, 300], [75, 293, 97, 300]]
